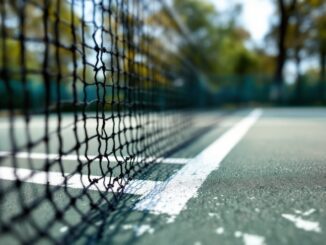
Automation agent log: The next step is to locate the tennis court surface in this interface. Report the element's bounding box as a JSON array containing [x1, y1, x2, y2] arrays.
[[1, 0, 326, 244], [1, 108, 325, 244]]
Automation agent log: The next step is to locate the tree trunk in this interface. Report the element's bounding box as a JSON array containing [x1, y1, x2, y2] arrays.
[[274, 8, 287, 86], [273, 0, 297, 102], [295, 48, 302, 104], [320, 50, 326, 102], [273, 4, 287, 102]]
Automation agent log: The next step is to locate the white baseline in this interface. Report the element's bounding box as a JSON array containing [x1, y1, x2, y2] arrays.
[[0, 152, 188, 165], [134, 109, 263, 215], [0, 166, 161, 196]]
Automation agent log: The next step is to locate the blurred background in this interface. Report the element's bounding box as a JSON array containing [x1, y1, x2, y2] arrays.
[[175, 0, 326, 107], [0, 0, 325, 110]]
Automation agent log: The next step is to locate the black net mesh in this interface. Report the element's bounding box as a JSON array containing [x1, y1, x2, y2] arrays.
[[0, 0, 201, 243]]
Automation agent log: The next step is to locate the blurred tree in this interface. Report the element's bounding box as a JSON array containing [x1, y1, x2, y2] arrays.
[[285, 1, 309, 103], [310, 6, 326, 101], [173, 0, 260, 89], [269, 0, 297, 101], [254, 48, 276, 77], [317, 16, 326, 101], [173, 0, 220, 77], [284, 0, 325, 102], [0, 0, 84, 82], [266, 0, 326, 103]]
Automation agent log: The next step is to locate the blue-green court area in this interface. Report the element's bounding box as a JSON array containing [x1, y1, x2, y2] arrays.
[[0, 108, 325, 245]]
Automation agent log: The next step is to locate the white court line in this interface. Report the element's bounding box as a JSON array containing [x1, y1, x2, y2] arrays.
[[134, 109, 263, 215], [0, 109, 262, 214], [0, 152, 189, 165], [0, 166, 162, 196]]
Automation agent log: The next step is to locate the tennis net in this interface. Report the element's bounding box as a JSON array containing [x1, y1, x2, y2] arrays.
[[0, 0, 202, 243]]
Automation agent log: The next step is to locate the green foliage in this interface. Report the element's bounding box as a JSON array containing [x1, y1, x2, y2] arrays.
[[173, 0, 274, 89], [0, 0, 85, 83]]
